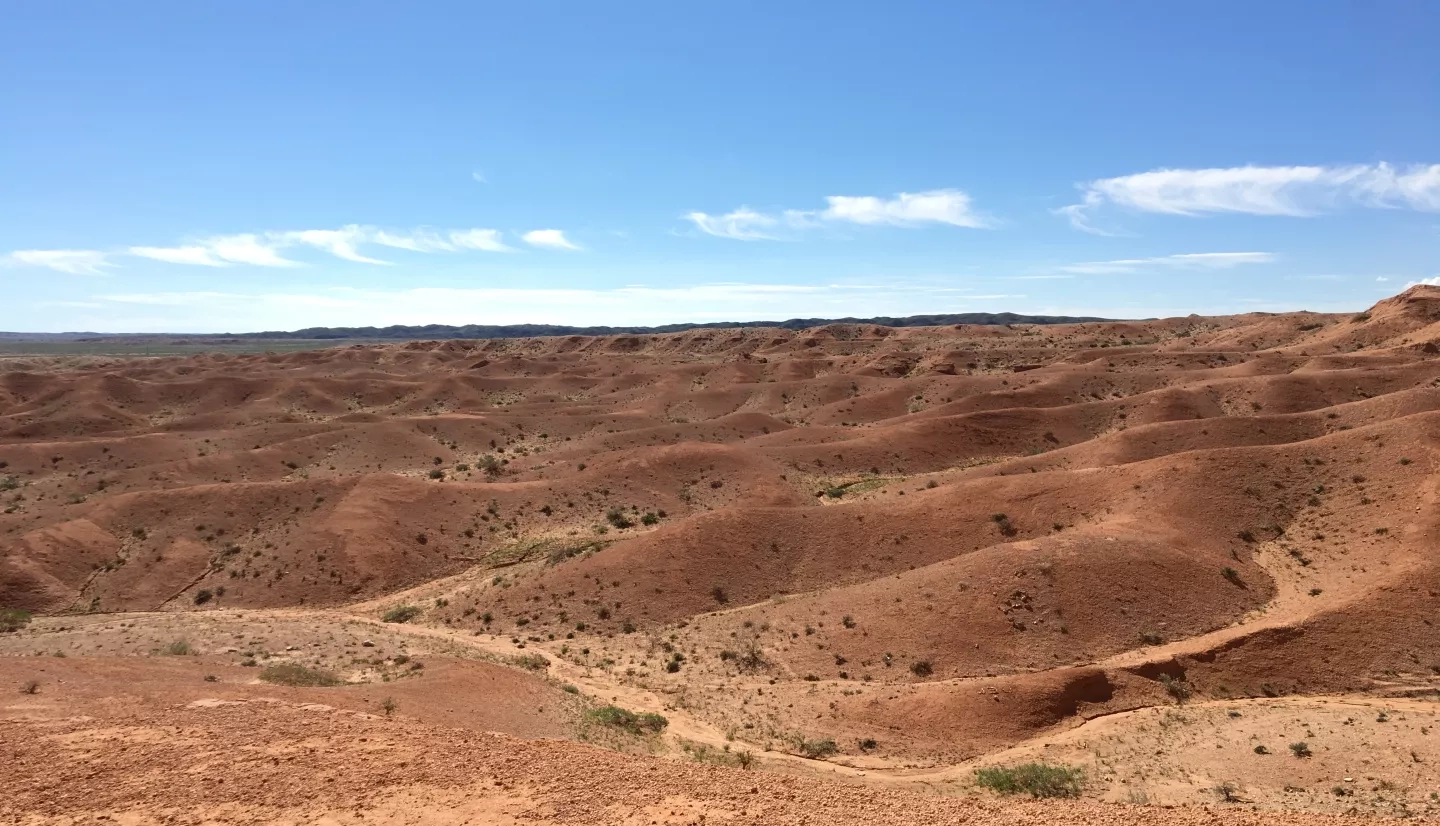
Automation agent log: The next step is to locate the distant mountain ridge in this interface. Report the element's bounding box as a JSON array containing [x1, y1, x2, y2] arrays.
[[1, 312, 1117, 342]]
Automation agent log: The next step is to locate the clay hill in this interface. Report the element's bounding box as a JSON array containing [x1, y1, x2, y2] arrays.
[[5, 287, 1440, 824]]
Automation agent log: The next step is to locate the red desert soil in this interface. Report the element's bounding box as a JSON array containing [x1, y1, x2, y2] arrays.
[[6, 286, 1440, 822]]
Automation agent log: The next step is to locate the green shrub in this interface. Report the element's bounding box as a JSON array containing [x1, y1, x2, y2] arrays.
[[795, 736, 839, 759], [585, 705, 668, 735], [382, 605, 421, 623], [975, 762, 1085, 798], [0, 607, 33, 633], [162, 639, 193, 656], [510, 652, 550, 671], [259, 662, 342, 687]]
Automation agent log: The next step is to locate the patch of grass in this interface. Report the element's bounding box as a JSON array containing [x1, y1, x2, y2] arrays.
[[259, 662, 342, 687], [1, 607, 34, 633], [1158, 673, 1192, 704], [510, 652, 550, 671], [680, 739, 755, 769], [585, 705, 668, 735], [382, 605, 421, 623], [162, 639, 193, 656], [975, 763, 1085, 798]]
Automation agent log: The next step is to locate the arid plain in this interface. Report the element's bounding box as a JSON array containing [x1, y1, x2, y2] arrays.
[[7, 287, 1440, 824]]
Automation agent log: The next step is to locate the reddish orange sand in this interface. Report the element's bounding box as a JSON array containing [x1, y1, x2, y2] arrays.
[[6, 287, 1440, 822]]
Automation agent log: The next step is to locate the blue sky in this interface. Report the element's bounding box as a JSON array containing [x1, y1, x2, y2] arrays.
[[2, 1, 1437, 333]]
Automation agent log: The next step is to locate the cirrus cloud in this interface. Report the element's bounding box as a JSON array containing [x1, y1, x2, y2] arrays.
[[521, 229, 581, 250], [6, 222, 583, 272], [687, 188, 991, 241], [1059, 162, 1440, 234], [3, 249, 114, 275], [1058, 251, 1276, 275]]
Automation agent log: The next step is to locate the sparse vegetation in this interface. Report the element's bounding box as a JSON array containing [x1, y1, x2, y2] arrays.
[[794, 736, 839, 759], [585, 705, 668, 735], [1, 607, 33, 633], [382, 605, 422, 623], [260, 663, 342, 687], [162, 640, 193, 656], [511, 652, 550, 671], [975, 763, 1085, 798], [1289, 741, 1312, 758]]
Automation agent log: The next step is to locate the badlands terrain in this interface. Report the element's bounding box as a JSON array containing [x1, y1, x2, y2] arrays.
[[6, 286, 1440, 823]]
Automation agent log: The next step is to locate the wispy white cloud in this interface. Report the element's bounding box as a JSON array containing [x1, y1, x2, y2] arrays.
[[1059, 251, 1276, 275], [129, 245, 227, 267], [821, 189, 990, 228], [447, 228, 513, 252], [521, 229, 581, 250], [471, 171, 488, 184], [685, 208, 785, 241], [4, 249, 114, 275], [281, 228, 387, 264], [1059, 163, 1440, 233], [687, 188, 991, 241], [8, 223, 552, 271]]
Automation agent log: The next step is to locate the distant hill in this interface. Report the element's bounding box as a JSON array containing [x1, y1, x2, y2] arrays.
[[0, 312, 1116, 343]]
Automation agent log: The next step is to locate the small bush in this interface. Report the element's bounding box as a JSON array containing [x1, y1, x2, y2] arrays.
[[260, 663, 342, 687], [586, 705, 668, 735], [1158, 673, 1192, 704], [1221, 567, 1243, 586], [641, 511, 660, 526], [193, 589, 214, 605], [382, 605, 421, 623], [842, 615, 856, 629], [381, 697, 397, 716], [710, 586, 729, 604], [605, 507, 635, 529], [511, 652, 550, 671], [162, 640, 193, 656], [1289, 741, 1312, 758], [975, 763, 1085, 798], [991, 513, 1018, 537], [0, 607, 33, 633], [910, 660, 934, 677], [1254, 745, 1270, 755], [795, 737, 839, 759], [22, 679, 40, 694]]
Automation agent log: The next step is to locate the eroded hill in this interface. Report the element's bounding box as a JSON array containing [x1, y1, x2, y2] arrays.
[[6, 287, 1440, 821]]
